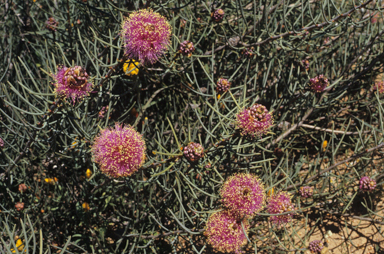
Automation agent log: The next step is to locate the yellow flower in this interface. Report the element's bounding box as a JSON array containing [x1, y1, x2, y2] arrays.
[[123, 60, 139, 76], [322, 140, 328, 151], [82, 202, 90, 212], [11, 239, 24, 253], [86, 168, 92, 179], [44, 177, 58, 185]]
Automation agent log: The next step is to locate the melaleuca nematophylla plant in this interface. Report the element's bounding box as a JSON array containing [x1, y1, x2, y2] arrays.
[[1, 1, 383, 253]]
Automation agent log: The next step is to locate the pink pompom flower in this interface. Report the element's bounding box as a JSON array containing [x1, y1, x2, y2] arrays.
[[183, 142, 204, 162], [309, 75, 329, 93], [220, 173, 266, 219], [216, 78, 231, 94], [359, 176, 376, 192], [204, 210, 249, 254], [299, 186, 313, 198], [121, 9, 171, 64], [52, 65, 93, 103], [267, 191, 295, 226], [236, 104, 273, 138], [308, 240, 324, 253], [91, 123, 146, 178]]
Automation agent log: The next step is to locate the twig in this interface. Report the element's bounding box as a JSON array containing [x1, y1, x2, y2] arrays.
[[266, 92, 328, 150], [300, 124, 372, 135], [286, 142, 384, 191], [242, 0, 373, 48], [317, 207, 384, 225]]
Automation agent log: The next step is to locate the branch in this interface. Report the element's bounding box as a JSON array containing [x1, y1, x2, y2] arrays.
[[286, 142, 384, 191]]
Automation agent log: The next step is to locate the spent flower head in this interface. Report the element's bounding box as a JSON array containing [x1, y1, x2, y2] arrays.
[[52, 65, 93, 103], [220, 173, 265, 219], [267, 191, 295, 226], [91, 123, 146, 178], [308, 240, 324, 253], [179, 40, 195, 57], [183, 142, 204, 162], [216, 78, 231, 94], [236, 104, 273, 138], [359, 176, 376, 192], [309, 75, 329, 93], [299, 186, 313, 198], [211, 9, 225, 22], [121, 9, 171, 64], [204, 210, 249, 254]]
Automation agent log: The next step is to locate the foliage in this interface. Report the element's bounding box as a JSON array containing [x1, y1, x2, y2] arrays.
[[1, 0, 384, 253]]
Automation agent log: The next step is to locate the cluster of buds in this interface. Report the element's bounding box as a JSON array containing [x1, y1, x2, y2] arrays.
[[179, 41, 195, 57], [236, 104, 274, 138], [308, 240, 324, 253], [301, 59, 310, 71], [46, 17, 58, 31], [372, 81, 384, 94], [309, 75, 329, 93], [299, 186, 313, 198], [211, 9, 225, 22], [0, 137, 4, 148], [98, 106, 109, 119], [15, 202, 25, 211], [18, 184, 28, 193], [359, 176, 376, 192], [216, 78, 230, 94], [183, 142, 204, 162]]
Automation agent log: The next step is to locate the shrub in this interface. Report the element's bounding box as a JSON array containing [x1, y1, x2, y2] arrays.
[[0, 0, 383, 253]]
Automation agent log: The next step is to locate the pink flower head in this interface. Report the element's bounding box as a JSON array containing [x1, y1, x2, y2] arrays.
[[372, 81, 384, 94], [267, 191, 295, 226], [236, 104, 273, 138], [46, 17, 58, 31], [359, 176, 376, 192], [308, 240, 324, 253], [98, 106, 109, 119], [204, 210, 249, 254], [309, 75, 329, 93], [301, 59, 310, 71], [179, 40, 195, 57], [53, 65, 93, 103], [211, 9, 225, 22], [299, 186, 313, 198], [91, 123, 146, 178], [216, 78, 231, 94], [183, 142, 204, 162], [242, 47, 255, 57], [220, 173, 266, 219], [121, 9, 171, 64], [0, 137, 4, 148]]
